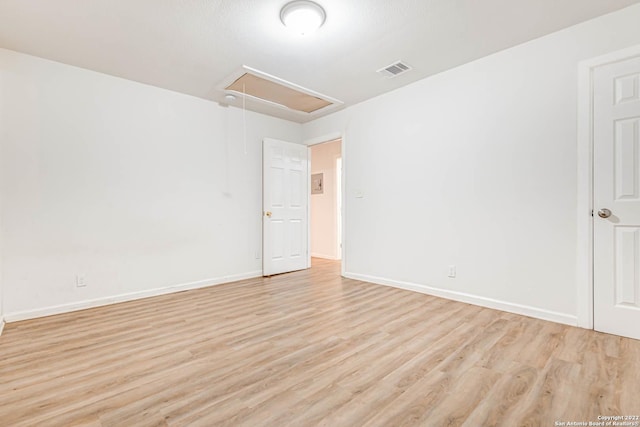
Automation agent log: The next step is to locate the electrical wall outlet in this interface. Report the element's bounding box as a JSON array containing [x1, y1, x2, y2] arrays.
[[255, 250, 261, 259], [76, 274, 86, 287], [448, 265, 456, 278]]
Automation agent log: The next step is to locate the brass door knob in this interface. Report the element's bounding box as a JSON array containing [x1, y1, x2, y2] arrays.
[[265, 211, 272, 218]]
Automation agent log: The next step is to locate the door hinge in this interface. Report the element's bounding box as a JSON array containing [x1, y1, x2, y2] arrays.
[[591, 209, 594, 217]]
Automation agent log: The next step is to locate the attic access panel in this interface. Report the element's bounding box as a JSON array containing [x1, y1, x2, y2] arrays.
[[226, 72, 333, 114]]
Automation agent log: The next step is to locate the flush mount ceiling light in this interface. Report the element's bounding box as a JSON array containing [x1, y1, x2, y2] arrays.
[[280, 0, 326, 35]]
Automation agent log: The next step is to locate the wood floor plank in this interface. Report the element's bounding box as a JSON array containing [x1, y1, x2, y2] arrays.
[[1, 258, 639, 426]]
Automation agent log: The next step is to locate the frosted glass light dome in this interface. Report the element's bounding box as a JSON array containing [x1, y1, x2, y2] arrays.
[[280, 1, 326, 35]]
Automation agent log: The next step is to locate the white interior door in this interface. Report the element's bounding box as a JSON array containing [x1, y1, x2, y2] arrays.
[[593, 55, 640, 340], [263, 138, 309, 276]]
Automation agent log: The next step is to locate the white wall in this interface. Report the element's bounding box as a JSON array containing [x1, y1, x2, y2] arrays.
[[0, 49, 301, 320], [310, 140, 341, 260], [303, 4, 640, 325], [0, 62, 4, 331]]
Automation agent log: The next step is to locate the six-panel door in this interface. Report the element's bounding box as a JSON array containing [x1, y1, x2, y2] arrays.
[[593, 55, 640, 340], [263, 138, 309, 276]]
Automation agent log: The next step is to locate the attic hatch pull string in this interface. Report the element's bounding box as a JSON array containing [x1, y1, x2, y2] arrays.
[[243, 83, 247, 155]]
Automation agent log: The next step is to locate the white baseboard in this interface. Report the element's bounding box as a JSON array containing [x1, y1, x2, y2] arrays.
[[0, 319, 4, 336], [4, 270, 263, 323], [344, 272, 577, 327], [311, 253, 339, 260]]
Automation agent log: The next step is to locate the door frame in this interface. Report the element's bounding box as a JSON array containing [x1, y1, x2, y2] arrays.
[[305, 132, 346, 277], [334, 154, 343, 260], [577, 44, 640, 329]]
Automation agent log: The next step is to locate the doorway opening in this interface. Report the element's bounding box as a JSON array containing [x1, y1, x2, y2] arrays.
[[309, 138, 342, 270]]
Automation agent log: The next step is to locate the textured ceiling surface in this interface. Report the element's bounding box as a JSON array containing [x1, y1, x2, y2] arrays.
[[1, 0, 639, 122]]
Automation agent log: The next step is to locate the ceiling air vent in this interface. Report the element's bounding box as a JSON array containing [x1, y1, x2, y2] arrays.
[[377, 61, 412, 78]]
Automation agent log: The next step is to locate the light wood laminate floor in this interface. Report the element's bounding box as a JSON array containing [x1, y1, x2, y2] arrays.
[[1, 258, 639, 426]]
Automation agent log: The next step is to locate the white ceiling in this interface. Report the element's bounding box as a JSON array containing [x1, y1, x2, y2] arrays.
[[1, 0, 639, 123]]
